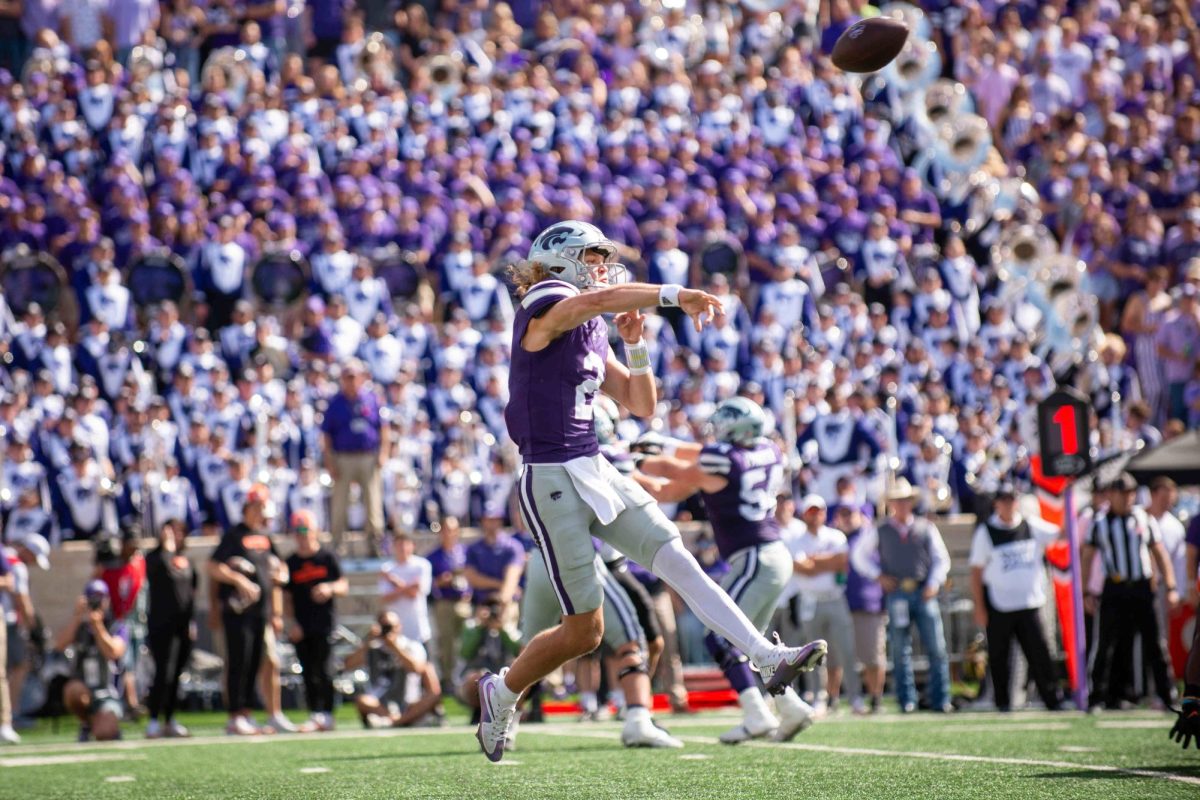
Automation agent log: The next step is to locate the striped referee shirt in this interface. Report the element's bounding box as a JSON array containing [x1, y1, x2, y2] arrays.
[[1085, 507, 1161, 583]]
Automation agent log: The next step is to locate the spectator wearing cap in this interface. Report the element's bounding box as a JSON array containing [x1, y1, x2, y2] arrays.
[[783, 494, 860, 715], [1156, 284, 1200, 423], [143, 519, 195, 739], [284, 509, 346, 733], [1083, 473, 1180, 710], [968, 482, 1063, 712], [2, 533, 50, 741], [850, 478, 952, 713], [833, 502, 886, 714], [94, 527, 149, 717], [321, 358, 387, 557], [55, 579, 127, 741]]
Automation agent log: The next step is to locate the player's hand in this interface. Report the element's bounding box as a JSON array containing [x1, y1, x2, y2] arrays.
[[1170, 699, 1200, 750], [678, 288, 723, 332], [615, 308, 646, 344], [630, 431, 668, 456], [879, 575, 899, 593]]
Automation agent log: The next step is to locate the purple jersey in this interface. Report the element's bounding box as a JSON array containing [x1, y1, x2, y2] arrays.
[[697, 440, 784, 559], [505, 280, 608, 463]]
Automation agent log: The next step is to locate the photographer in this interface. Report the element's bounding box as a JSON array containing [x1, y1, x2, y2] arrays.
[[284, 511, 347, 733], [144, 520, 196, 738], [460, 599, 520, 679], [346, 611, 442, 729], [207, 484, 282, 736], [93, 530, 147, 720], [54, 581, 127, 742]]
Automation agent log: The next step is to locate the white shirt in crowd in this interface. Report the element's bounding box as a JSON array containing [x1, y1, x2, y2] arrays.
[[779, 520, 848, 602], [378, 554, 432, 643], [968, 513, 1060, 613]]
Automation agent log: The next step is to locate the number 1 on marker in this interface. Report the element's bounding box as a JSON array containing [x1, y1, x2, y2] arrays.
[[1052, 404, 1078, 456]]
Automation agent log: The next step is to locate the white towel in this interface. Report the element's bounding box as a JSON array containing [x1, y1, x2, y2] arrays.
[[562, 454, 626, 525]]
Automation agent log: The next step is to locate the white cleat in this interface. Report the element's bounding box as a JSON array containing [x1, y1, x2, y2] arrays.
[[621, 717, 684, 749], [773, 700, 815, 742], [718, 713, 778, 745], [755, 633, 828, 696], [476, 668, 518, 763], [0, 724, 21, 745], [225, 715, 259, 736]]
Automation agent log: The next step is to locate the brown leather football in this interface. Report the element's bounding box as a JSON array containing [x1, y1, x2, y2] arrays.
[[831, 17, 910, 73]]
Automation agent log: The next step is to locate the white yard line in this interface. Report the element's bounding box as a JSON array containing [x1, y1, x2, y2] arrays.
[[0, 753, 148, 768], [696, 736, 1200, 788], [103, 776, 137, 783], [298, 767, 331, 774]]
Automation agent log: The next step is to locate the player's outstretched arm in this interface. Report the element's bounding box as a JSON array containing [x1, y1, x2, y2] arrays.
[[525, 283, 722, 350]]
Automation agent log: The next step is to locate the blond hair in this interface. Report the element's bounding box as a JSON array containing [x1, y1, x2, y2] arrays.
[[507, 260, 549, 298]]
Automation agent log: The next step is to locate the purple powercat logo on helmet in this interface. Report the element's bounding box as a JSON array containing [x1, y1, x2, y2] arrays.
[[540, 225, 575, 249]]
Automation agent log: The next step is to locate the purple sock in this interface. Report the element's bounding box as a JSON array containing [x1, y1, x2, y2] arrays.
[[725, 660, 756, 694]]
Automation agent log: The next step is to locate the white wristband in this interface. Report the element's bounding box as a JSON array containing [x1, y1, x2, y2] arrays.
[[624, 339, 652, 375], [658, 284, 683, 307]]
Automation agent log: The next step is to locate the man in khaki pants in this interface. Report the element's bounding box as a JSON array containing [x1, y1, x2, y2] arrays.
[[321, 359, 388, 557]]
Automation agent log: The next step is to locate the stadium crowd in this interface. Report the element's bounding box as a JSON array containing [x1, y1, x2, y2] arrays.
[[0, 0, 1199, 743]]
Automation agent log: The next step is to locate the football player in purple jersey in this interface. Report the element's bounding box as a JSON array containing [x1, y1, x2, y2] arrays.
[[638, 397, 817, 743], [475, 221, 827, 762]]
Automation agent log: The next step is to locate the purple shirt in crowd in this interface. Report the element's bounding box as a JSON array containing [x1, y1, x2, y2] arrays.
[[1155, 312, 1200, 383], [321, 387, 383, 452], [845, 526, 884, 614], [426, 543, 470, 602], [465, 533, 525, 605]]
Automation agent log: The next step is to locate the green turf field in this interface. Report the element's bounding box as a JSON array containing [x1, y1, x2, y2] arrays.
[[2, 707, 1197, 800]]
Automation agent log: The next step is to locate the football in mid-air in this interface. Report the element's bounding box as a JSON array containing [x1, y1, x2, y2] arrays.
[[831, 17, 910, 73]]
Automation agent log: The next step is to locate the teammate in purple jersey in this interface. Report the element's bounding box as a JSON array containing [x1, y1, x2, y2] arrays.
[[638, 397, 818, 744], [475, 220, 827, 762]]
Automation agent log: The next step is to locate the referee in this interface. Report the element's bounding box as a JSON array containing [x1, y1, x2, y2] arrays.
[[1082, 473, 1180, 710]]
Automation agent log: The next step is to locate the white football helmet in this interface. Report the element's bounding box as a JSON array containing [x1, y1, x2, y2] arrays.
[[526, 220, 628, 290], [708, 397, 767, 447]]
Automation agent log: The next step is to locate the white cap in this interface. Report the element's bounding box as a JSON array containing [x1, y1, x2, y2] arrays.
[[801, 494, 827, 512], [16, 532, 51, 570]]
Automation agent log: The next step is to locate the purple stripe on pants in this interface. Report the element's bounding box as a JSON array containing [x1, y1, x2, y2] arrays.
[[521, 468, 575, 616]]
